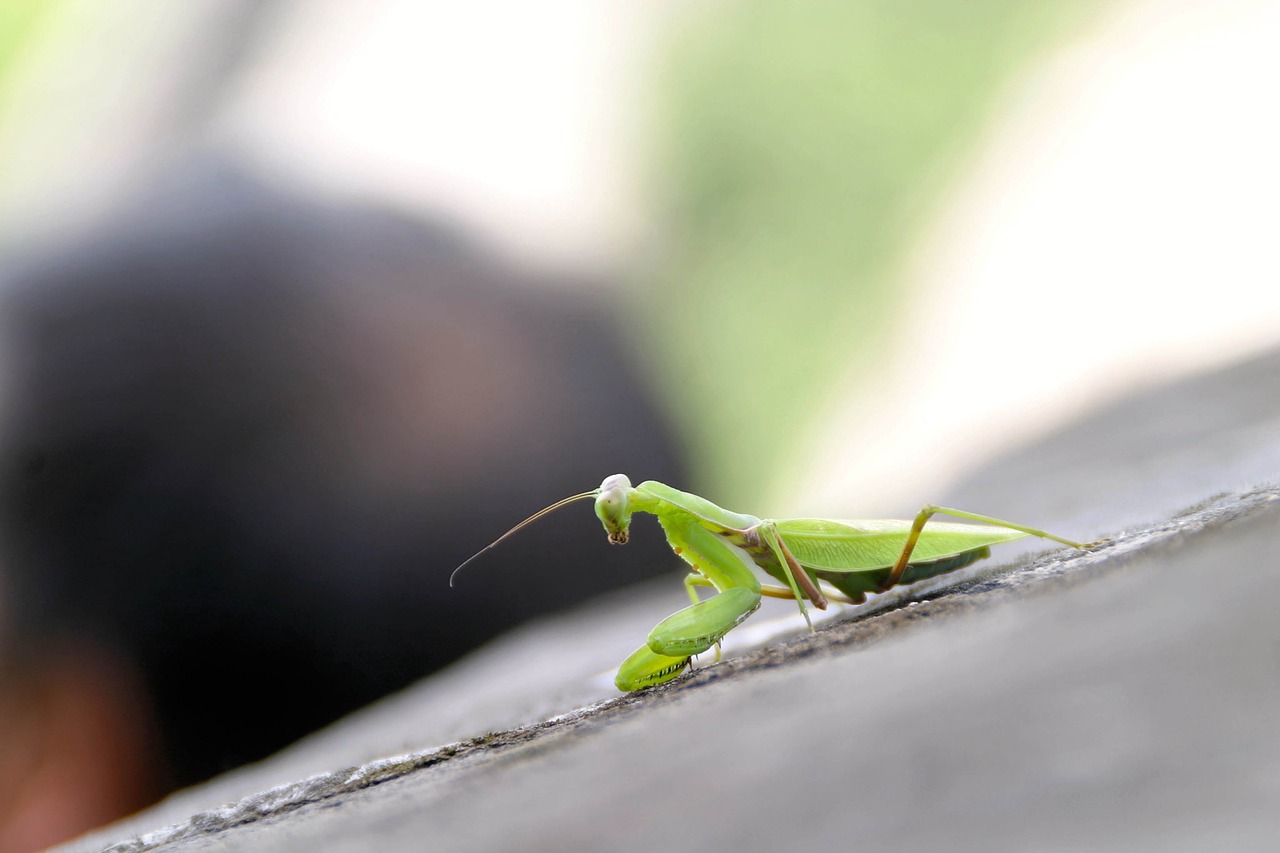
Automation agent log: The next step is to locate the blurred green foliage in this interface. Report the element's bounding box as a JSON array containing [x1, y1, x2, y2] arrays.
[[0, 0, 70, 194], [637, 0, 1103, 506], [0, 0, 59, 108]]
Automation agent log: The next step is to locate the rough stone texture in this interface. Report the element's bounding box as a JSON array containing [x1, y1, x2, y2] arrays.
[[59, 347, 1280, 852]]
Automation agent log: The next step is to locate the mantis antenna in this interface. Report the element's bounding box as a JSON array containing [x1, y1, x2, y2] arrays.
[[448, 490, 598, 587]]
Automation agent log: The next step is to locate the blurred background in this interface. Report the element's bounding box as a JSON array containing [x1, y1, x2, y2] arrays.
[[0, 1, 1277, 849]]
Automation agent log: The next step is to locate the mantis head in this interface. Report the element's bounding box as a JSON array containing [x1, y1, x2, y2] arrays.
[[594, 473, 633, 544], [449, 473, 636, 586]]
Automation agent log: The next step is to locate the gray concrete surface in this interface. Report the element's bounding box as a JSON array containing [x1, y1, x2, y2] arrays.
[[60, 347, 1280, 852]]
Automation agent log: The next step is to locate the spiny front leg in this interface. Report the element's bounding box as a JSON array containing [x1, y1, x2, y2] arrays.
[[646, 586, 761, 657], [614, 515, 762, 691], [646, 516, 762, 657], [615, 646, 692, 691], [614, 589, 759, 691]]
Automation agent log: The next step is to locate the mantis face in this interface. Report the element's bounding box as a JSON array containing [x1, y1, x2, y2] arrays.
[[594, 473, 633, 544]]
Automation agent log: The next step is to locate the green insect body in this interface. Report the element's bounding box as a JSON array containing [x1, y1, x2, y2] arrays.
[[452, 474, 1090, 692]]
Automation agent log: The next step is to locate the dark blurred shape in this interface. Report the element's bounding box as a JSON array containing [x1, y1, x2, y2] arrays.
[[0, 162, 684, 817]]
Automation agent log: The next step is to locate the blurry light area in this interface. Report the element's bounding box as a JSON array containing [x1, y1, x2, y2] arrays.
[[640, 0, 1111, 506], [0, 0, 660, 276], [0, 0, 1275, 513], [214, 0, 660, 276], [0, 1, 237, 243], [787, 0, 1280, 514]]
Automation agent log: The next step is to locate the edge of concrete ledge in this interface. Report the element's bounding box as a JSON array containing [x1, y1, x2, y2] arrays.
[[86, 482, 1280, 853]]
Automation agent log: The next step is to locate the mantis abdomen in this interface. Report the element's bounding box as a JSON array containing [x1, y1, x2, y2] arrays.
[[808, 547, 992, 604]]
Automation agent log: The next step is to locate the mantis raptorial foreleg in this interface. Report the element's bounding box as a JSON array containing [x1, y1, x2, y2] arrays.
[[645, 587, 760, 656], [610, 517, 766, 690], [644, 519, 760, 656]]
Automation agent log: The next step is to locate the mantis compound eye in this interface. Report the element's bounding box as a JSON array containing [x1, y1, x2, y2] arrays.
[[594, 474, 632, 544]]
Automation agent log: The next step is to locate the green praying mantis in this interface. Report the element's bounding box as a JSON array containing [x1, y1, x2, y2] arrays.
[[452, 474, 1094, 691]]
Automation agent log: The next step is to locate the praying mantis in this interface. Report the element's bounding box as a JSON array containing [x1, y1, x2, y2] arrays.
[[452, 474, 1094, 691]]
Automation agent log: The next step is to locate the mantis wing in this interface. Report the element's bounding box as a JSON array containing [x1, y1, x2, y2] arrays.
[[773, 518, 1027, 573]]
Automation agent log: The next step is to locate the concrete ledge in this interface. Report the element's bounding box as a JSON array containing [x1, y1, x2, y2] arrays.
[[74, 483, 1280, 852], [64, 347, 1280, 852]]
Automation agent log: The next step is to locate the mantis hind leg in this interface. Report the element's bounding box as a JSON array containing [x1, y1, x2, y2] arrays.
[[885, 504, 1089, 590]]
